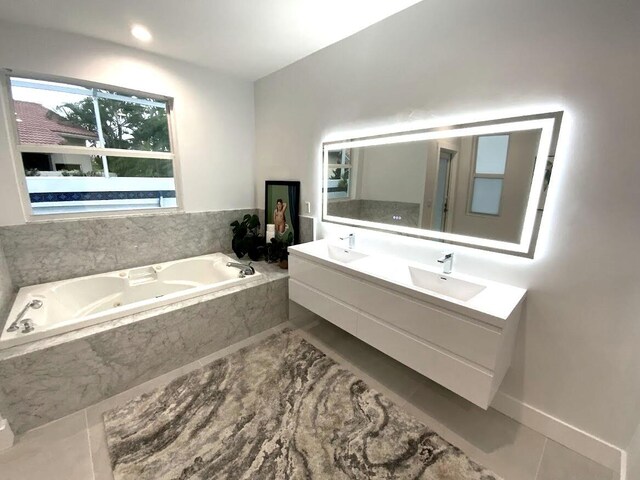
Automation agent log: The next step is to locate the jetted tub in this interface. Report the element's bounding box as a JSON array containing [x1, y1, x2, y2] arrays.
[[0, 253, 260, 349]]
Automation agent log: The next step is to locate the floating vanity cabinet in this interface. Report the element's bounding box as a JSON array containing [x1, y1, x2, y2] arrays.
[[288, 241, 526, 409]]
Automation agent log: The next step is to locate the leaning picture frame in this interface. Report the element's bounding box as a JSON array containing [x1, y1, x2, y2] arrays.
[[265, 180, 301, 245]]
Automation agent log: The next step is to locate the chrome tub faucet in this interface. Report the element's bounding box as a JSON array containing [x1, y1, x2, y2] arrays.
[[226, 261, 256, 278], [7, 299, 42, 333]]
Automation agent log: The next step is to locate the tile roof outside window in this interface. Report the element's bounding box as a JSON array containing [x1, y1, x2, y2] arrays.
[[13, 100, 98, 145]]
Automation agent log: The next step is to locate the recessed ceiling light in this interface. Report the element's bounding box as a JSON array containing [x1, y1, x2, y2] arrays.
[[131, 24, 152, 42]]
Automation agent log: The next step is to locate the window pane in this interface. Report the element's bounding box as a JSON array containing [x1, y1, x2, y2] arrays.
[[10, 78, 171, 152], [105, 156, 173, 178], [10, 78, 98, 147], [476, 135, 509, 174], [326, 166, 350, 199], [327, 149, 351, 165], [22, 153, 176, 215], [471, 178, 503, 215], [96, 91, 170, 152]]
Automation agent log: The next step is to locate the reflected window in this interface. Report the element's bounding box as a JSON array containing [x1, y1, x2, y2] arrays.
[[327, 149, 351, 199], [469, 134, 509, 215]]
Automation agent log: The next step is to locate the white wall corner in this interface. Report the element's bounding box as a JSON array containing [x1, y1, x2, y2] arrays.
[[623, 421, 640, 480], [0, 415, 14, 451]]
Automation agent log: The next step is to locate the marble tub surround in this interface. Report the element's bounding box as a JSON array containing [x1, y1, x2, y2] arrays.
[[0, 236, 15, 323], [327, 199, 421, 227], [1, 252, 265, 349], [0, 260, 288, 434], [104, 330, 501, 480], [0, 208, 257, 287], [299, 214, 315, 243]]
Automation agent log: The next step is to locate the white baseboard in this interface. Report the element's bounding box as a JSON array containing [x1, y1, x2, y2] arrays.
[[0, 418, 14, 451], [492, 391, 624, 474]]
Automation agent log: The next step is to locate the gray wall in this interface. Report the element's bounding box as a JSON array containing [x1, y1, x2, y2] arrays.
[[0, 209, 255, 287], [358, 142, 427, 203], [255, 0, 640, 449]]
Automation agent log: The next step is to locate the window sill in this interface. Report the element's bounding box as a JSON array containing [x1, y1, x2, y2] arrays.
[[25, 206, 184, 224]]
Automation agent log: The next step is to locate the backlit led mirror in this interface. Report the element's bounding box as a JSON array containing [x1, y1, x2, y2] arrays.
[[322, 112, 563, 257]]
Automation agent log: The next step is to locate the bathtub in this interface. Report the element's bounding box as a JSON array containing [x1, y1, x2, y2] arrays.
[[0, 253, 261, 349]]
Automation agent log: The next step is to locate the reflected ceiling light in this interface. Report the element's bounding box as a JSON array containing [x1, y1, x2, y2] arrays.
[[131, 24, 152, 42]]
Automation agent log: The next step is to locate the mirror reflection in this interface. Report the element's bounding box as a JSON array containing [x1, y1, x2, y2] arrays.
[[326, 129, 544, 244]]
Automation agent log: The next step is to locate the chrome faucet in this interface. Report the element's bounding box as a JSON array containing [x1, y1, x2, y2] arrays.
[[339, 233, 355, 249], [226, 261, 256, 278], [437, 252, 454, 274], [7, 299, 42, 333]]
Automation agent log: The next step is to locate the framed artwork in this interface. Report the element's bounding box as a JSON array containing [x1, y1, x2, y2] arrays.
[[265, 180, 300, 245]]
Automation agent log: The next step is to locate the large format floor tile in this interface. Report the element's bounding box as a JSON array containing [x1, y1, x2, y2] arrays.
[[404, 386, 546, 480], [0, 410, 93, 480], [536, 439, 617, 480]]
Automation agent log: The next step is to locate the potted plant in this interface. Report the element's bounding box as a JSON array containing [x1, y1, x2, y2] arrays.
[[266, 230, 293, 269], [230, 214, 265, 261]]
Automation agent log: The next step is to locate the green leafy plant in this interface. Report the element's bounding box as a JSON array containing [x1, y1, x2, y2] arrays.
[[230, 214, 265, 261], [60, 169, 85, 177], [266, 230, 293, 265], [544, 158, 553, 191], [330, 168, 349, 190]]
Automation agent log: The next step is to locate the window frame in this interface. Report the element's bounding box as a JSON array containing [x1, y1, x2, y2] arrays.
[[1, 71, 184, 222], [466, 133, 510, 217]]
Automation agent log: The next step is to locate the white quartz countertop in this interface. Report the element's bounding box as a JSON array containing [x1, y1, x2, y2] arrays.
[[288, 240, 526, 328]]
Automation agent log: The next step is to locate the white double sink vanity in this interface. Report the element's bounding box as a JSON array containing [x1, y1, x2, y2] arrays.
[[288, 239, 526, 409], [291, 110, 562, 408]]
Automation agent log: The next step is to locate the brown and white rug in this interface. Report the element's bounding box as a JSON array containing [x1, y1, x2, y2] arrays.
[[103, 330, 502, 479]]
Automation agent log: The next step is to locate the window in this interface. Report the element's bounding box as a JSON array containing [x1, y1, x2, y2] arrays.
[[469, 134, 509, 215], [6, 76, 178, 216], [326, 149, 351, 199]]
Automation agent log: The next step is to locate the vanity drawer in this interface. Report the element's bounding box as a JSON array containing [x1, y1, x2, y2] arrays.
[[357, 314, 494, 409], [289, 279, 358, 336], [289, 272, 495, 409], [289, 256, 502, 369]]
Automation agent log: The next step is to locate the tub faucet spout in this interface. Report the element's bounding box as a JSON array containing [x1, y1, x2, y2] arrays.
[[7, 299, 42, 333], [226, 261, 256, 278]]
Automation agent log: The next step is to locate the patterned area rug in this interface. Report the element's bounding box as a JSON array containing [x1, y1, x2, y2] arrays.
[[103, 330, 502, 479]]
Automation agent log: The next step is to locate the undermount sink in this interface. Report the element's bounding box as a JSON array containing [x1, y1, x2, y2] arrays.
[[326, 245, 369, 263], [408, 266, 486, 301]]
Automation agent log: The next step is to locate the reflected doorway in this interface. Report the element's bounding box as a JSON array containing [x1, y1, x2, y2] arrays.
[[432, 150, 454, 232]]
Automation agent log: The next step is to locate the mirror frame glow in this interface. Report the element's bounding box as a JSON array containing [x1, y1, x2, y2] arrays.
[[322, 112, 563, 257]]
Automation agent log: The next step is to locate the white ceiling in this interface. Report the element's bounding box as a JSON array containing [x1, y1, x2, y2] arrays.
[[0, 0, 423, 80]]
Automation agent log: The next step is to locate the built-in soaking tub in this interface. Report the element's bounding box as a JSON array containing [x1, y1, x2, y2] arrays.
[[0, 253, 260, 349]]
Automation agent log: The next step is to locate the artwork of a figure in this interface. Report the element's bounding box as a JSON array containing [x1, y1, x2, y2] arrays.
[[274, 199, 287, 234], [265, 181, 300, 245]]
